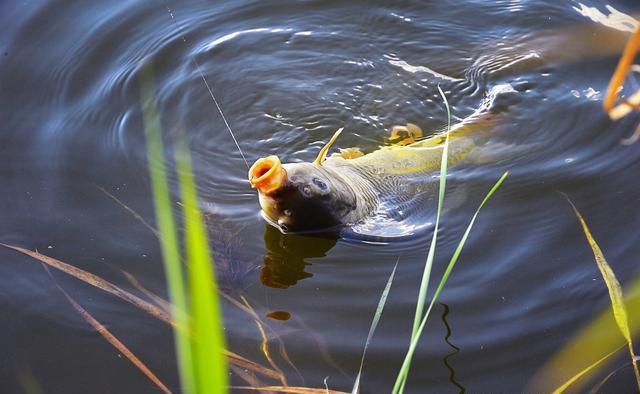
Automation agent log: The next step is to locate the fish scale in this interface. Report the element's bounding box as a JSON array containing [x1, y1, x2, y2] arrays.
[[322, 116, 491, 225]]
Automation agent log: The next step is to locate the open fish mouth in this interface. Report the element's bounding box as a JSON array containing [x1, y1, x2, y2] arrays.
[[249, 155, 286, 195]]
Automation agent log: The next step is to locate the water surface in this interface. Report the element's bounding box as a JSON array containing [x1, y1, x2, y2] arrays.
[[2, 0, 640, 392]]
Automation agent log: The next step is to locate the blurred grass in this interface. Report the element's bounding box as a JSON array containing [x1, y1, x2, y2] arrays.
[[530, 23, 640, 394], [141, 63, 228, 393], [603, 26, 640, 144], [565, 196, 640, 392], [529, 196, 640, 393]]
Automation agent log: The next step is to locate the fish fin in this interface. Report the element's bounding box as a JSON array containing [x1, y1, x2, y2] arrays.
[[405, 123, 423, 139], [314, 127, 344, 166], [388, 123, 423, 146], [338, 147, 364, 159]]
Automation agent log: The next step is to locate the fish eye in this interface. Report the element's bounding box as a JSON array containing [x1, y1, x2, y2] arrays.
[[312, 177, 328, 192]]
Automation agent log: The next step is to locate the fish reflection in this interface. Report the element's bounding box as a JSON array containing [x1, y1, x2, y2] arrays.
[[261, 223, 338, 288]]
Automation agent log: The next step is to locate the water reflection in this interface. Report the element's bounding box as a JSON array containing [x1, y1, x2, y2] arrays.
[[260, 224, 338, 288], [441, 302, 465, 394]]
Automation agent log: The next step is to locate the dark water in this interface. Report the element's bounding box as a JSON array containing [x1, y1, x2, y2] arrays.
[[2, 0, 640, 392]]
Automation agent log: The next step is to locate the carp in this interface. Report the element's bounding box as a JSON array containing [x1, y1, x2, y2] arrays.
[[249, 106, 502, 235]]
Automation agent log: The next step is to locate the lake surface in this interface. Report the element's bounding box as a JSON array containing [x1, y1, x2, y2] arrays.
[[2, 0, 640, 392]]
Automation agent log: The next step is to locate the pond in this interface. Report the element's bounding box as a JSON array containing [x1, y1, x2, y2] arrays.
[[1, 0, 640, 392]]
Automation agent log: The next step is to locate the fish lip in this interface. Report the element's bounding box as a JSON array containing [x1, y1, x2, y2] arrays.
[[260, 211, 288, 233], [249, 155, 287, 195], [260, 211, 344, 235]]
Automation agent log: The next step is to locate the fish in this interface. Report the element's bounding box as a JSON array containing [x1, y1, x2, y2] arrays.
[[244, 9, 640, 235], [248, 106, 502, 234]]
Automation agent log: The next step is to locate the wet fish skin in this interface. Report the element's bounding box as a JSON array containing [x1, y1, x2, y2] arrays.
[[250, 112, 496, 233]]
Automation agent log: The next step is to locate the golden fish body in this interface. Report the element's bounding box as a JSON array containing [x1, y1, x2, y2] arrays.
[[249, 113, 494, 233]]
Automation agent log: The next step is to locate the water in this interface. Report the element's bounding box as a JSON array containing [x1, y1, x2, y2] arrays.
[[1, 0, 640, 392]]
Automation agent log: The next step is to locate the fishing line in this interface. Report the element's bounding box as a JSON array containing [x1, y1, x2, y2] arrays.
[[166, 5, 250, 170]]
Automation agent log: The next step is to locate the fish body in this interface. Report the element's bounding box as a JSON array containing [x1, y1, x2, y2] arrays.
[[249, 112, 495, 234]]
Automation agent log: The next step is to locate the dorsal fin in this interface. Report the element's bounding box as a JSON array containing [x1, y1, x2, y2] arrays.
[[313, 127, 344, 166]]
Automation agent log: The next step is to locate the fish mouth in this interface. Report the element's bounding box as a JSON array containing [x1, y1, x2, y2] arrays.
[[249, 155, 286, 195]]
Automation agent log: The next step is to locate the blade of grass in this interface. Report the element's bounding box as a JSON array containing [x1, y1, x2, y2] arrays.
[[175, 137, 229, 393], [120, 269, 173, 314], [222, 289, 303, 381], [49, 273, 173, 394], [239, 295, 288, 387], [604, 26, 640, 115], [563, 194, 640, 392], [229, 364, 273, 394], [0, 243, 173, 325], [589, 355, 632, 394], [232, 386, 349, 394], [295, 317, 351, 380], [411, 85, 451, 334], [99, 180, 294, 386], [141, 64, 198, 394], [393, 171, 508, 394], [276, 333, 304, 385], [225, 350, 285, 382], [396, 85, 452, 394], [0, 243, 280, 381], [351, 259, 398, 394], [551, 346, 622, 394], [527, 270, 640, 393], [96, 185, 160, 238]]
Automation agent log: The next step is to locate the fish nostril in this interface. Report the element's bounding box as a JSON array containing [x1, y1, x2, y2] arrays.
[[301, 185, 312, 197]]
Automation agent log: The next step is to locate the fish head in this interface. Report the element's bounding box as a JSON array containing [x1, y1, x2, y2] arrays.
[[249, 155, 356, 232]]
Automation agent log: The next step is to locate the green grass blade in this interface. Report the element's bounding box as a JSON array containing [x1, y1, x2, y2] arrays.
[[564, 195, 640, 392], [176, 138, 229, 393], [351, 259, 399, 394], [393, 171, 508, 394], [140, 65, 196, 394], [411, 85, 451, 335], [398, 85, 452, 394]]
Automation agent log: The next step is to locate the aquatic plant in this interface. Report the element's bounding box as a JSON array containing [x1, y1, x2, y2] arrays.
[[140, 64, 228, 393], [351, 260, 398, 394], [531, 29, 640, 392], [46, 268, 172, 394], [604, 26, 640, 144], [388, 87, 508, 393], [565, 197, 640, 392], [528, 196, 640, 393]]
